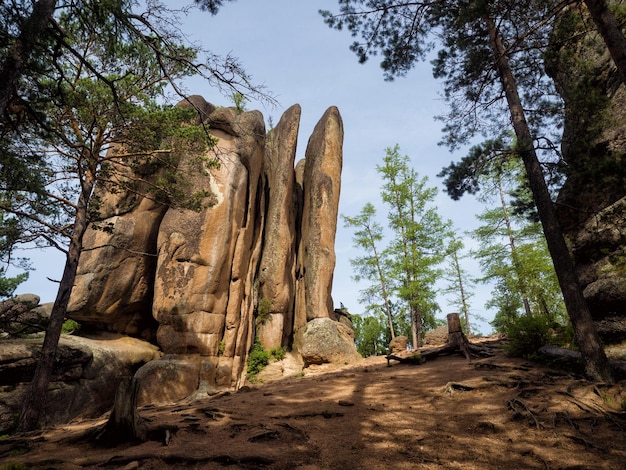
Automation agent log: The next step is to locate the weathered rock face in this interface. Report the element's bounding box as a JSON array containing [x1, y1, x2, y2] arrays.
[[66, 98, 357, 397], [298, 107, 343, 324], [66, 95, 217, 341], [153, 107, 266, 389], [0, 335, 160, 432], [547, 3, 626, 342], [67, 196, 164, 340], [257, 104, 301, 349]]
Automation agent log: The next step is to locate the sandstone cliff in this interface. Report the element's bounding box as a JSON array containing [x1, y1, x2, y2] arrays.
[[66, 97, 359, 396]]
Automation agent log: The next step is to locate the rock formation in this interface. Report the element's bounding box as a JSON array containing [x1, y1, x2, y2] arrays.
[[0, 334, 160, 431], [64, 97, 358, 397], [546, 4, 626, 342]]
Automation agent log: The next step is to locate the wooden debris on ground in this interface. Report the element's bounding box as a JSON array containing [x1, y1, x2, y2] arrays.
[[387, 313, 494, 366]]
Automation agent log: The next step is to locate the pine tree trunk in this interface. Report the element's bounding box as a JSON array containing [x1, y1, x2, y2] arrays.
[[584, 0, 626, 84], [484, 16, 613, 383], [16, 168, 96, 432]]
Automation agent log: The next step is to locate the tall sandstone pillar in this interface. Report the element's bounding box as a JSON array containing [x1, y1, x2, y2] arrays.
[[296, 106, 344, 323], [152, 108, 266, 388], [256, 104, 301, 349]]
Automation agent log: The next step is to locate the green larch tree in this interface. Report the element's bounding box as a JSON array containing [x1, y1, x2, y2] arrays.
[[378, 145, 451, 348], [342, 202, 396, 339], [441, 235, 475, 335], [352, 310, 392, 357]]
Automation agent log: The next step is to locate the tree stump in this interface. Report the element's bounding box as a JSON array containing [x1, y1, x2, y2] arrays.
[[96, 376, 147, 445], [386, 313, 493, 365], [445, 313, 473, 360]]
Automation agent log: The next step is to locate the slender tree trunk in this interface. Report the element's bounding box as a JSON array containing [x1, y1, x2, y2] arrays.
[[485, 16, 613, 383], [411, 307, 418, 349], [452, 250, 471, 335], [584, 0, 626, 84], [16, 168, 96, 432], [367, 226, 396, 339], [497, 177, 532, 316], [0, 0, 56, 116]]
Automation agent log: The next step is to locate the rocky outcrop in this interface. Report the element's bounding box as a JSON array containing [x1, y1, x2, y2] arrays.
[[152, 108, 266, 396], [0, 294, 44, 336], [62, 98, 357, 401], [0, 334, 160, 432], [297, 107, 344, 325], [547, 3, 626, 342]]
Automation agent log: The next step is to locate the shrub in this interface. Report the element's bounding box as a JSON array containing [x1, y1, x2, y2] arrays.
[[247, 337, 270, 380], [246, 339, 286, 381], [270, 346, 286, 361], [505, 315, 550, 358], [61, 319, 80, 334], [256, 297, 272, 325]]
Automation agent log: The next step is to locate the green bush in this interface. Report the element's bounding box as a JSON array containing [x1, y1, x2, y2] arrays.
[[247, 337, 270, 379], [505, 315, 550, 358], [270, 346, 286, 361], [246, 339, 286, 381], [256, 297, 272, 325], [62, 319, 80, 334]]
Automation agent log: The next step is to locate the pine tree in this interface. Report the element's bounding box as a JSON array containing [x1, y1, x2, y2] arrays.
[[343, 203, 396, 339]]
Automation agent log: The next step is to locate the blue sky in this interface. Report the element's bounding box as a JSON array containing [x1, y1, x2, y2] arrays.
[[15, 0, 496, 333]]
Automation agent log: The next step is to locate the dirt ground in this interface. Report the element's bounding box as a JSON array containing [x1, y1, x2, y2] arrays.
[[2, 338, 626, 470]]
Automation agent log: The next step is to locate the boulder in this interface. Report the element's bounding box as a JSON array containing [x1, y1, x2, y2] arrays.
[[0, 334, 160, 432], [135, 355, 202, 406], [389, 336, 409, 353], [294, 318, 361, 367]]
